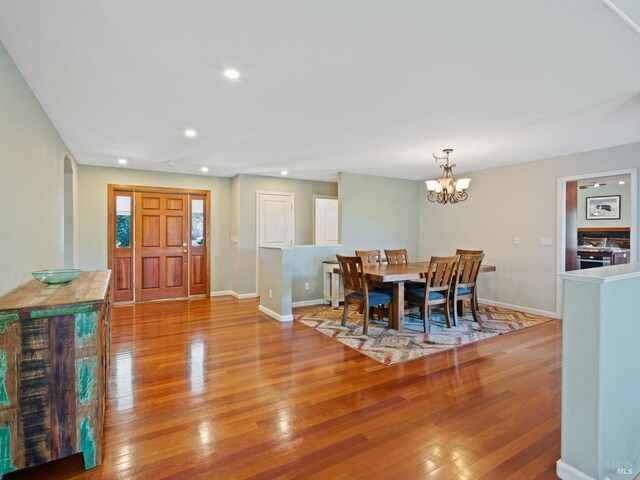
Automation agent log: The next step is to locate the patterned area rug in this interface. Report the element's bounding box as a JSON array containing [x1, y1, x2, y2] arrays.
[[295, 303, 553, 366]]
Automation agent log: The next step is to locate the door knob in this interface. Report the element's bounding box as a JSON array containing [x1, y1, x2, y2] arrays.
[[183, 249, 187, 253]]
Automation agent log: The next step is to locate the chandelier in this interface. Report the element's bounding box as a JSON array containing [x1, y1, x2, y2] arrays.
[[425, 149, 471, 204]]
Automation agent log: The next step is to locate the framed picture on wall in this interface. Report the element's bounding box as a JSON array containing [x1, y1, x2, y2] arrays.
[[586, 195, 621, 220]]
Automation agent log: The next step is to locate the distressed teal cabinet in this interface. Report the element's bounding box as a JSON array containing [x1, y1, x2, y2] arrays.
[[0, 271, 111, 478]]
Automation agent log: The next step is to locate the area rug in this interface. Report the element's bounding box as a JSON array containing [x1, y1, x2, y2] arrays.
[[295, 304, 554, 366]]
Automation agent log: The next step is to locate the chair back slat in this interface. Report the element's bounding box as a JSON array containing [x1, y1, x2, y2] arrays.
[[355, 249, 383, 266], [384, 249, 409, 265], [456, 253, 485, 287], [336, 254, 365, 292]]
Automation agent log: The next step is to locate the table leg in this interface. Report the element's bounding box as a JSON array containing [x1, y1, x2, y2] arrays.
[[392, 282, 405, 330]]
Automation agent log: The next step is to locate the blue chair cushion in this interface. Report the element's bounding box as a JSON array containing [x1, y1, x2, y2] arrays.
[[347, 289, 392, 305], [456, 287, 472, 296], [405, 289, 445, 303]]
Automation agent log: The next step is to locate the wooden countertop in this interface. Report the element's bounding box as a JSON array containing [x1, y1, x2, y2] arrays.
[[0, 270, 111, 312]]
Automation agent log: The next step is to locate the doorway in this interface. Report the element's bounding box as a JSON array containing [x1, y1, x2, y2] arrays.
[[556, 168, 637, 314], [107, 185, 211, 303]]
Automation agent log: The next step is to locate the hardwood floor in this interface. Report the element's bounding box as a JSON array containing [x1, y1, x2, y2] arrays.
[[7, 297, 562, 479]]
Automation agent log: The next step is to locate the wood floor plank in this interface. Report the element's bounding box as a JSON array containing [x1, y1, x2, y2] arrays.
[[6, 297, 561, 479]]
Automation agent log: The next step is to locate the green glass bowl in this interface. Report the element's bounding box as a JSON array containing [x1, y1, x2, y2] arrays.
[[31, 269, 82, 284]]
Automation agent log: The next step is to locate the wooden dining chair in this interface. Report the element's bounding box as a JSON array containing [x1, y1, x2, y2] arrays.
[[451, 253, 485, 325], [455, 249, 484, 309], [354, 249, 391, 315], [384, 249, 422, 290], [384, 249, 409, 264], [405, 255, 459, 330], [355, 249, 383, 266], [336, 254, 392, 335]]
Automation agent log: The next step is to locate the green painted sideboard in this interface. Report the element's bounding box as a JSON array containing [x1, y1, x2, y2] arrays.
[[0, 270, 111, 478]]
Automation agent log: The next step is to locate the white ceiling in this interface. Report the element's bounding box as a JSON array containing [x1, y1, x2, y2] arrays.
[[1, 0, 640, 182]]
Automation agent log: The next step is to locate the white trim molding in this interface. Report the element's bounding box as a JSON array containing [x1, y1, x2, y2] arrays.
[[258, 305, 293, 322], [478, 298, 561, 320], [292, 299, 325, 308], [210, 291, 258, 299], [556, 460, 596, 480]]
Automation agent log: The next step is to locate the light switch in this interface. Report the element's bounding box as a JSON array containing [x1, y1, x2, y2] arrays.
[[540, 237, 553, 246], [513, 236, 520, 245]]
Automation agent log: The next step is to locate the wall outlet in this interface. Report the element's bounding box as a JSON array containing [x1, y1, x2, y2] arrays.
[[269, 289, 273, 298], [304, 282, 310, 290], [230, 235, 238, 243], [540, 237, 553, 246], [513, 236, 520, 245]]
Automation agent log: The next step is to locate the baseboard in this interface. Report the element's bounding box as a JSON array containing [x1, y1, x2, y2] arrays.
[[292, 299, 325, 308], [479, 298, 561, 319], [258, 304, 293, 322], [232, 291, 258, 299], [210, 290, 258, 299], [556, 460, 596, 480]]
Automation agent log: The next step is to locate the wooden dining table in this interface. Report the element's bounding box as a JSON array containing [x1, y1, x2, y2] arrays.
[[337, 262, 496, 330]]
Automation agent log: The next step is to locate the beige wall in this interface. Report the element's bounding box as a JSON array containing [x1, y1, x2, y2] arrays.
[[0, 41, 74, 295], [419, 142, 640, 315], [76, 165, 232, 292]]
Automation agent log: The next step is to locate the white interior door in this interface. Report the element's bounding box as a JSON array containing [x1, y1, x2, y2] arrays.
[[258, 192, 294, 247], [314, 197, 339, 245]]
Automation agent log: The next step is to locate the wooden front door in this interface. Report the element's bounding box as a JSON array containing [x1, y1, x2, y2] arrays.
[[135, 192, 189, 301]]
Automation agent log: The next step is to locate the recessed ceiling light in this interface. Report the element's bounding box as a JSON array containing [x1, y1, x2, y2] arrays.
[[223, 69, 241, 80], [185, 129, 198, 138], [619, 180, 625, 185], [594, 183, 600, 187], [117, 158, 128, 165], [200, 166, 209, 173], [281, 170, 288, 176]]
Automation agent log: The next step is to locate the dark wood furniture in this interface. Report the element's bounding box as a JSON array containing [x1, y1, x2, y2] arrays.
[[354, 262, 496, 330], [336, 255, 392, 335], [455, 249, 484, 309], [404, 256, 459, 329], [0, 271, 112, 478], [451, 253, 485, 325]]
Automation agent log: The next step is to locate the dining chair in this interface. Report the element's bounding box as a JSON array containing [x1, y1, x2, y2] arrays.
[[384, 249, 423, 290], [405, 255, 459, 330], [355, 249, 383, 266], [336, 254, 392, 335], [450, 253, 485, 325], [455, 249, 484, 310], [355, 249, 391, 315]]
